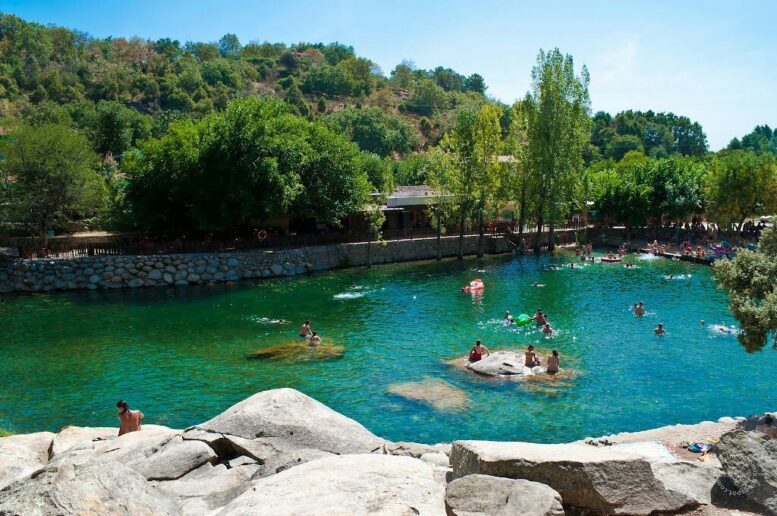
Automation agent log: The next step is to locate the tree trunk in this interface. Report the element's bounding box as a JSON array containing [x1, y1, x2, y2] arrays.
[[457, 214, 465, 260], [436, 222, 442, 261], [477, 214, 485, 258], [534, 215, 544, 253], [548, 220, 556, 252]]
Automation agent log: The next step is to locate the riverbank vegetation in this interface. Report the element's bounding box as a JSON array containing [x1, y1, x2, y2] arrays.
[[1, 13, 776, 243]]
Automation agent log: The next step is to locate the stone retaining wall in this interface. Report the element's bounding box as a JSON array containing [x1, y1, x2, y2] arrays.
[[0, 234, 511, 293]]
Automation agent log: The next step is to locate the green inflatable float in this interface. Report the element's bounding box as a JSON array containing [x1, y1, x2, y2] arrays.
[[515, 313, 532, 326]]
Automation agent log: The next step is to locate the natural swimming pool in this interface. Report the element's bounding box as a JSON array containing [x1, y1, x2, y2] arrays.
[[1, 251, 775, 444]]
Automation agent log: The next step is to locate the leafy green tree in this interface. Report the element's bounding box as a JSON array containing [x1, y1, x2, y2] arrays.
[[0, 123, 107, 239], [727, 125, 777, 155], [705, 150, 777, 231], [408, 79, 447, 116], [218, 33, 241, 58], [92, 100, 152, 158], [504, 101, 532, 242], [713, 226, 777, 352], [606, 134, 643, 160], [301, 65, 351, 95], [358, 153, 393, 193], [124, 98, 369, 232], [444, 105, 503, 258], [524, 49, 591, 251], [325, 107, 417, 156], [424, 147, 456, 260]]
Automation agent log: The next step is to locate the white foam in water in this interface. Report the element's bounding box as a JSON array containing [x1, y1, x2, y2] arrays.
[[662, 274, 692, 280], [638, 254, 660, 260], [333, 291, 366, 300], [709, 324, 740, 336]]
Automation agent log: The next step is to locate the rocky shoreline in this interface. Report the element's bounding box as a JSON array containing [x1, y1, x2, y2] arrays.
[[0, 388, 774, 515]]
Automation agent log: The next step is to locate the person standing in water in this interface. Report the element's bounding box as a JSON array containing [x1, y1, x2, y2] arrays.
[[308, 331, 321, 346], [469, 340, 490, 362], [634, 302, 645, 316], [299, 320, 312, 338], [504, 310, 512, 321], [654, 323, 666, 335], [546, 350, 560, 374], [116, 400, 143, 436], [542, 323, 554, 335]]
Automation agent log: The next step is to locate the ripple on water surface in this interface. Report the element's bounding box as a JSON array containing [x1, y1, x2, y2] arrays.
[[0, 252, 775, 444]]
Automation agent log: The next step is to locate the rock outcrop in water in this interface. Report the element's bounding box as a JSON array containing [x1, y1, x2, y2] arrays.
[[0, 388, 771, 515]]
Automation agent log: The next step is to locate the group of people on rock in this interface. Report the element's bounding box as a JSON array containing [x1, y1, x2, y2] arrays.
[[468, 341, 560, 374], [298, 320, 321, 345]]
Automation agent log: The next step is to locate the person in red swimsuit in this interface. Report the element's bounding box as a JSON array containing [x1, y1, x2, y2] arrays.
[[469, 340, 490, 362]]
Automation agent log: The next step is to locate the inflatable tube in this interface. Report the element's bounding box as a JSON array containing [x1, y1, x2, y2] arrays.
[[600, 257, 621, 263], [462, 279, 484, 292], [515, 314, 532, 326]]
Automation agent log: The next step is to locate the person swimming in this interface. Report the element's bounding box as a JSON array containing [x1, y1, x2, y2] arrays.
[[634, 301, 645, 316], [546, 350, 559, 374], [532, 309, 547, 326], [525, 345, 541, 367], [542, 323, 554, 335], [299, 320, 312, 338], [504, 310, 512, 321], [469, 340, 490, 362], [654, 323, 666, 335], [308, 331, 321, 346]]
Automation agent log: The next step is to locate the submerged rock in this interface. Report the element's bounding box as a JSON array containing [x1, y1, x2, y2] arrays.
[[445, 474, 564, 516], [387, 378, 469, 411], [247, 340, 344, 361], [214, 454, 446, 516]]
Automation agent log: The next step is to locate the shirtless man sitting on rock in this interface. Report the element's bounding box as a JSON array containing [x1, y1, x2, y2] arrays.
[[525, 345, 541, 367], [117, 400, 144, 436]]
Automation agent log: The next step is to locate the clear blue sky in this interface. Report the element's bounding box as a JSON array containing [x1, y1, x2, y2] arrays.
[[5, 0, 776, 149]]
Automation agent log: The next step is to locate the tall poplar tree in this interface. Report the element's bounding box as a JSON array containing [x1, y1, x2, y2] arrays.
[[524, 49, 591, 251]]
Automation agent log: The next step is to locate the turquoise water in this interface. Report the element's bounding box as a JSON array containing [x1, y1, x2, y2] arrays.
[[1, 252, 775, 444]]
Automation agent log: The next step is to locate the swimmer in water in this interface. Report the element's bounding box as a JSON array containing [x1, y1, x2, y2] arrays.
[[299, 320, 312, 338], [634, 301, 645, 316], [504, 310, 512, 321], [308, 331, 321, 345], [542, 323, 554, 335], [654, 323, 666, 335], [532, 309, 546, 326], [525, 345, 541, 367]]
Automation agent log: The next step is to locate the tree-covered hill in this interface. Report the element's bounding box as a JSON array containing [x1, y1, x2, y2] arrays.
[[0, 12, 490, 155]]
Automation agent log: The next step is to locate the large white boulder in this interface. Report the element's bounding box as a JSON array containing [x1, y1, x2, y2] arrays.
[[154, 462, 261, 515], [133, 435, 218, 480], [466, 351, 535, 377], [199, 388, 385, 454], [450, 440, 701, 515], [717, 429, 777, 513], [0, 432, 54, 489], [0, 460, 181, 515], [50, 426, 116, 457], [215, 454, 446, 515], [445, 474, 564, 516]]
